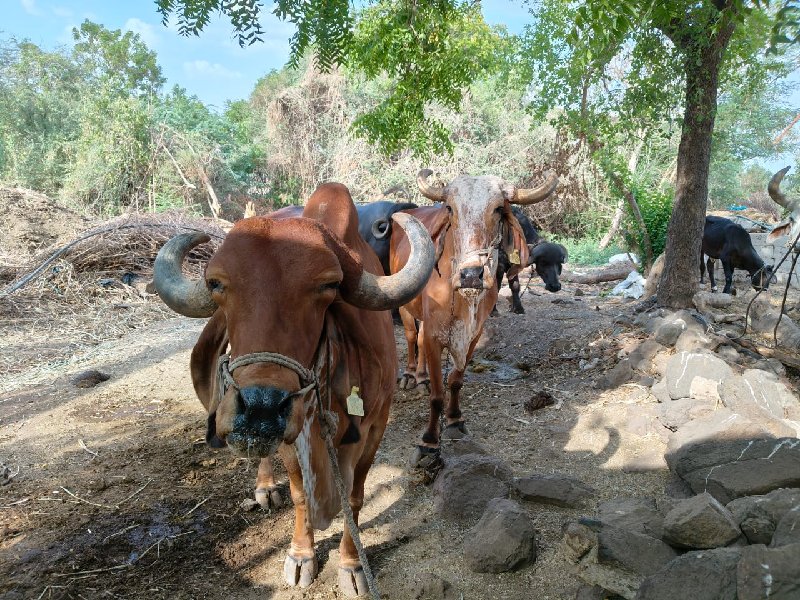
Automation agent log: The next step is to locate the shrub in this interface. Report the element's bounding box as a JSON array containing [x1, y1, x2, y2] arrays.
[[623, 179, 673, 259]]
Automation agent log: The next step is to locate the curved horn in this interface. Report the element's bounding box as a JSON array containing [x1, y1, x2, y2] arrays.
[[513, 171, 559, 205], [417, 169, 446, 202], [345, 213, 434, 310], [371, 218, 390, 240], [768, 166, 793, 209], [154, 233, 217, 318]]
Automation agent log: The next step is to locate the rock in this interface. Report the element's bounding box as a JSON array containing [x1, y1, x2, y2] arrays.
[[635, 548, 740, 600], [737, 543, 800, 599], [662, 493, 742, 549], [715, 345, 741, 364], [656, 397, 717, 432], [674, 329, 716, 353], [574, 585, 609, 600], [595, 524, 679, 575], [463, 498, 536, 573], [650, 351, 671, 377], [649, 378, 670, 404], [575, 288, 585, 297], [408, 572, 459, 600], [432, 453, 513, 521], [727, 489, 800, 540], [665, 351, 732, 400], [655, 322, 684, 347], [597, 359, 633, 389], [693, 291, 734, 312], [240, 498, 259, 512], [644, 316, 666, 335], [515, 473, 596, 508], [597, 497, 664, 539], [581, 357, 601, 371], [748, 295, 800, 347], [666, 438, 800, 504], [665, 409, 782, 457], [628, 340, 662, 371], [772, 506, 800, 547], [664, 474, 694, 499], [757, 357, 787, 377], [70, 369, 111, 388], [552, 338, 576, 355], [561, 522, 641, 599], [720, 369, 800, 425], [440, 436, 488, 457]]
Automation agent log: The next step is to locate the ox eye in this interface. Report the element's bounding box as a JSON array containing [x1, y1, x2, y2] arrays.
[[207, 279, 224, 294], [320, 281, 340, 292], [445, 205, 453, 214]]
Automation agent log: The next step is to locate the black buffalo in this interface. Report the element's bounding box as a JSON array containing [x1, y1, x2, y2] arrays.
[[494, 206, 568, 314], [700, 215, 773, 294], [355, 200, 418, 274]]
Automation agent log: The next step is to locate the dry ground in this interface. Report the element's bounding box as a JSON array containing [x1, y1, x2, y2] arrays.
[[0, 273, 683, 600]]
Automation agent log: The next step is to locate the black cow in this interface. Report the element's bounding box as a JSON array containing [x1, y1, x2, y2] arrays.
[[700, 215, 774, 294], [355, 200, 419, 274], [494, 206, 568, 314]]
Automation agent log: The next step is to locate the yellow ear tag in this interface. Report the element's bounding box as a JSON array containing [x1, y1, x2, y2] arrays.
[[346, 386, 365, 416], [509, 248, 521, 265]]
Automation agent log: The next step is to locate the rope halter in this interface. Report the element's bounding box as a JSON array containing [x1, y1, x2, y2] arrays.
[[217, 351, 319, 406]]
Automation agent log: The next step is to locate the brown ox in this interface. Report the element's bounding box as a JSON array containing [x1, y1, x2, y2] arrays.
[[153, 183, 434, 596], [390, 170, 558, 456]]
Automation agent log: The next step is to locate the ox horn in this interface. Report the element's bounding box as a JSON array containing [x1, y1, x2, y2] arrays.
[[417, 169, 446, 202], [153, 232, 217, 318], [512, 171, 559, 205], [768, 166, 794, 210], [345, 213, 434, 310]]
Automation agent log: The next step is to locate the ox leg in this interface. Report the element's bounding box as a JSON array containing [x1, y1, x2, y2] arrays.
[[441, 334, 482, 440], [254, 457, 283, 510], [414, 321, 430, 390], [280, 450, 318, 588], [699, 254, 706, 284], [338, 419, 387, 597], [398, 307, 419, 390], [420, 336, 445, 448], [509, 275, 525, 314], [722, 260, 734, 294], [707, 257, 718, 292], [491, 270, 503, 316]]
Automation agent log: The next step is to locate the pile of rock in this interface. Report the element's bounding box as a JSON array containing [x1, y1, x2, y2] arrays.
[[561, 437, 800, 599]]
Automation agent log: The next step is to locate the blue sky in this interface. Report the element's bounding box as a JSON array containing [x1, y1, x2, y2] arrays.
[[2, 0, 533, 111]]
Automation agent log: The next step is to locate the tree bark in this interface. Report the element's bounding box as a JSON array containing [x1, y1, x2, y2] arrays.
[[657, 12, 737, 308]]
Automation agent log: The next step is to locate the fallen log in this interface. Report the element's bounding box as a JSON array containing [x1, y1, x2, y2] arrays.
[[725, 336, 800, 370], [562, 262, 637, 285]]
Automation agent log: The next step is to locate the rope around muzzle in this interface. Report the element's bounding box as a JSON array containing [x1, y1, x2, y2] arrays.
[[216, 349, 381, 600]]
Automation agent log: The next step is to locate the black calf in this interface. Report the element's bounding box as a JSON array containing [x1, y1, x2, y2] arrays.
[[700, 215, 773, 294]]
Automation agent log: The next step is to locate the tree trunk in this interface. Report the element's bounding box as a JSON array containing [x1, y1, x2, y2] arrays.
[[657, 16, 736, 308]]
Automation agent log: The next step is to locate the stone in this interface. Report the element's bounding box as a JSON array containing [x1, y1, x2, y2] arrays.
[[655, 322, 684, 347], [665, 351, 732, 400], [240, 498, 259, 512], [70, 369, 111, 388], [463, 498, 536, 573], [693, 291, 734, 312], [514, 473, 596, 508], [408, 572, 459, 600], [596, 359, 634, 389], [737, 543, 800, 599], [664, 474, 694, 499], [748, 295, 800, 347], [656, 397, 717, 432], [665, 409, 782, 457], [644, 316, 666, 335], [721, 369, 800, 425], [650, 351, 671, 377], [662, 493, 742, 549], [628, 340, 662, 371], [440, 436, 488, 457], [635, 548, 741, 600], [575, 288, 585, 297], [432, 453, 513, 521], [666, 438, 800, 504], [561, 522, 641, 599], [595, 524, 678, 575], [597, 497, 664, 540], [649, 378, 670, 404], [727, 489, 800, 540], [674, 329, 715, 353], [574, 585, 609, 600], [715, 345, 741, 364], [771, 506, 800, 547], [757, 357, 787, 377]]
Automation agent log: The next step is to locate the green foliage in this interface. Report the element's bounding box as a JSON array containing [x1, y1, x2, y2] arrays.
[[550, 236, 624, 266], [622, 179, 674, 259]]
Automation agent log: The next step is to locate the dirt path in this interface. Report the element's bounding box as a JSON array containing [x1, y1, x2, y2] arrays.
[[0, 281, 670, 600]]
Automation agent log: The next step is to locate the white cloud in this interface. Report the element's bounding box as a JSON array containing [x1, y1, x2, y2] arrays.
[[51, 6, 73, 18], [21, 0, 43, 16], [184, 60, 243, 79], [124, 18, 159, 49]]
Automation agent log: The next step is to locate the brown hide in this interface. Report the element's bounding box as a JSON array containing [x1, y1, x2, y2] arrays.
[[189, 183, 396, 575]]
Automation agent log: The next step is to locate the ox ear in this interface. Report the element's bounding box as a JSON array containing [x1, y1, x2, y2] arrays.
[[767, 220, 793, 243], [502, 203, 530, 278]]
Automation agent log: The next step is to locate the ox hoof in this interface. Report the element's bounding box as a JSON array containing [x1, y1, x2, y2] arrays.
[[511, 305, 525, 315], [338, 566, 369, 597], [398, 374, 417, 390], [255, 486, 283, 510], [441, 421, 468, 440], [283, 554, 318, 588], [409, 445, 441, 469], [711, 286, 718, 293]]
